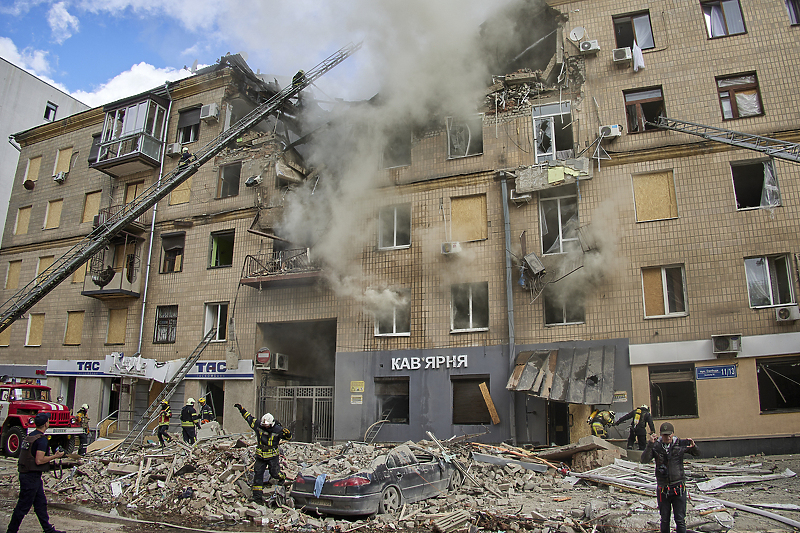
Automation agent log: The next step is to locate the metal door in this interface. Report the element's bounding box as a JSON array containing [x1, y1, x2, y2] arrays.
[[258, 385, 333, 443]]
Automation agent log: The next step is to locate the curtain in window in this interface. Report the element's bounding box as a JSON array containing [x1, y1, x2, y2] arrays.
[[633, 15, 655, 48], [722, 0, 745, 33], [745, 258, 771, 306], [761, 162, 781, 208], [707, 4, 726, 36], [735, 90, 761, 116]]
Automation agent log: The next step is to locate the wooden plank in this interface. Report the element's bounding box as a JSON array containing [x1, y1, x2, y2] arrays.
[[584, 346, 605, 405], [549, 348, 574, 401], [165, 454, 179, 485], [540, 350, 558, 399], [506, 351, 533, 389], [478, 382, 501, 425], [566, 348, 590, 404], [599, 346, 616, 405], [133, 458, 145, 495], [107, 462, 140, 475]]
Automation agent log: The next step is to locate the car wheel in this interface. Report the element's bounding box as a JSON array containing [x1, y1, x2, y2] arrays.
[[3, 426, 25, 458], [378, 486, 401, 514], [448, 466, 464, 491]]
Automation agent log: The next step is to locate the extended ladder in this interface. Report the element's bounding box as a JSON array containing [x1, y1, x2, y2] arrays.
[[117, 328, 216, 456], [0, 42, 361, 334], [648, 116, 800, 164]]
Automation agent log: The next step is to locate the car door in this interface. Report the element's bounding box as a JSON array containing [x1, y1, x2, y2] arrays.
[[387, 445, 424, 502]]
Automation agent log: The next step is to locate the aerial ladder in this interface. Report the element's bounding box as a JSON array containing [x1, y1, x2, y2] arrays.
[[0, 42, 360, 334], [648, 116, 800, 164]]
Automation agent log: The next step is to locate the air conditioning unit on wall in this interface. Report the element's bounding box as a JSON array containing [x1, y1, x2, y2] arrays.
[[441, 242, 462, 255], [53, 171, 67, 184], [200, 103, 219, 122], [166, 143, 182, 157], [272, 352, 289, 372], [613, 47, 632, 63], [579, 40, 600, 55], [600, 124, 623, 138], [775, 304, 800, 322], [711, 334, 742, 356]]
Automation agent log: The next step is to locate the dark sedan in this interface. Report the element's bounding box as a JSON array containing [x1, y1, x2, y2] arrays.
[[290, 444, 463, 516]]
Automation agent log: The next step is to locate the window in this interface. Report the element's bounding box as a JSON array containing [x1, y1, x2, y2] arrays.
[[649, 364, 698, 418], [170, 177, 192, 205], [82, 191, 102, 223], [446, 115, 483, 158], [64, 311, 84, 346], [107, 308, 128, 345], [125, 181, 145, 205], [383, 127, 412, 168], [374, 289, 411, 336], [44, 101, 57, 122], [378, 205, 411, 249], [161, 232, 185, 273], [788, 0, 800, 24], [451, 282, 489, 332], [632, 171, 678, 221], [204, 302, 228, 341], [452, 376, 492, 425], [0, 325, 10, 347], [72, 261, 87, 283], [217, 162, 241, 198], [37, 256, 54, 277], [613, 12, 655, 50], [375, 377, 409, 424], [533, 102, 574, 163], [744, 255, 794, 308], [451, 194, 487, 242], [5, 261, 21, 290], [26, 313, 45, 347], [642, 265, 687, 317], [53, 147, 73, 176], [702, 0, 745, 38], [154, 305, 178, 344], [540, 185, 578, 255], [43, 199, 63, 229], [23, 156, 41, 184], [717, 73, 763, 119], [731, 160, 779, 209], [544, 282, 585, 325], [15, 206, 31, 235], [177, 107, 201, 144], [624, 87, 664, 133], [113, 242, 136, 283], [209, 231, 235, 268], [757, 356, 800, 412]]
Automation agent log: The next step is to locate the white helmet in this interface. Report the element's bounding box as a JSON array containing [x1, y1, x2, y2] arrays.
[[80, 404, 89, 410], [187, 398, 195, 405], [260, 413, 274, 427]]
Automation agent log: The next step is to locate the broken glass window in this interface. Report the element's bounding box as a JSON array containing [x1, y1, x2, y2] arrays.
[[535, 118, 554, 161], [717, 74, 763, 119], [217, 162, 241, 198], [731, 160, 780, 209], [543, 281, 585, 325], [383, 126, 412, 168], [624, 87, 664, 133], [757, 356, 800, 412], [532, 103, 573, 163], [744, 255, 794, 308], [540, 186, 579, 255], [649, 364, 698, 418], [375, 377, 410, 424], [446, 116, 484, 159]]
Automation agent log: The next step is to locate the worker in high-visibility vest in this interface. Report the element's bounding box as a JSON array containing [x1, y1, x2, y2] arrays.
[[587, 409, 615, 439], [234, 404, 291, 504], [180, 398, 200, 445], [615, 405, 655, 450], [75, 404, 90, 455], [157, 399, 173, 448]]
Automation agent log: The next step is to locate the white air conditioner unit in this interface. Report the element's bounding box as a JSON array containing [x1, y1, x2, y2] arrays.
[[711, 334, 742, 356], [523, 252, 546, 275], [272, 352, 289, 372], [775, 304, 800, 323], [441, 242, 462, 255], [579, 40, 600, 55], [612, 47, 632, 63], [600, 124, 623, 138], [510, 188, 532, 204], [53, 171, 67, 184], [166, 143, 182, 158], [200, 103, 219, 122]]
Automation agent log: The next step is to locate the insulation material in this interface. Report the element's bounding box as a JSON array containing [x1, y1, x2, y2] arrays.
[[642, 268, 665, 316], [451, 194, 487, 242], [515, 158, 592, 194], [547, 166, 565, 184], [632, 172, 677, 221]]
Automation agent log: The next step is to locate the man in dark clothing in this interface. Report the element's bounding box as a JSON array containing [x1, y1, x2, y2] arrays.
[[234, 404, 292, 504], [157, 399, 173, 448], [615, 405, 655, 450], [180, 398, 200, 445], [75, 404, 90, 455], [198, 397, 215, 423], [6, 413, 65, 533], [641, 422, 700, 533]]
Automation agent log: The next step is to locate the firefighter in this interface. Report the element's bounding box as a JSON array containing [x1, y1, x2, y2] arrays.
[[198, 397, 215, 423], [234, 404, 292, 504], [178, 147, 196, 167], [292, 70, 306, 88], [157, 399, 173, 448], [587, 409, 615, 439], [180, 398, 200, 445], [615, 405, 655, 450], [76, 403, 90, 455]]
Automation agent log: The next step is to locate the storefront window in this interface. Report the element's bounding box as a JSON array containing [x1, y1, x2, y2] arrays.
[[452, 375, 491, 425], [374, 377, 409, 424], [757, 356, 800, 412], [649, 364, 698, 418]]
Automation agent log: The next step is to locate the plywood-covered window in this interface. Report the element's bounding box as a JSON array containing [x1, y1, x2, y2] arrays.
[[24, 156, 41, 183], [44, 199, 63, 229], [5, 261, 21, 290], [642, 265, 687, 317], [107, 308, 128, 344], [82, 191, 102, 223], [72, 261, 88, 283], [0, 325, 10, 347], [452, 376, 491, 425], [26, 313, 45, 346], [451, 194, 487, 242], [64, 311, 85, 346], [632, 171, 678, 221], [374, 377, 409, 424], [15, 206, 32, 235], [170, 177, 192, 205], [54, 147, 73, 176], [125, 181, 145, 205], [37, 256, 54, 277]]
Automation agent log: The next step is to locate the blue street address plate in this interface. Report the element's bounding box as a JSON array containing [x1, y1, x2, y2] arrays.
[[696, 364, 737, 380]]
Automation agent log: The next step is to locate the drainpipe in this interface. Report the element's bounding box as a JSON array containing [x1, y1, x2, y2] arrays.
[[499, 172, 517, 445], [136, 82, 173, 355]]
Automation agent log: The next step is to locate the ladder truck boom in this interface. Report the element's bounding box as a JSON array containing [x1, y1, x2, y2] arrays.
[[0, 42, 360, 334]]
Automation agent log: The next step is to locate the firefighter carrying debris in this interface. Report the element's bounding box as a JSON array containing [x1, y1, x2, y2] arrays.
[[587, 409, 615, 439], [234, 403, 292, 504]]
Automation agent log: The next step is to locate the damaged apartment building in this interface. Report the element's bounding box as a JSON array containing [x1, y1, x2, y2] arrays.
[[1, 0, 800, 456]]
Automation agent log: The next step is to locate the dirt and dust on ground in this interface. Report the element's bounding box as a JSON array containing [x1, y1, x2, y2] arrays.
[[0, 430, 798, 533]]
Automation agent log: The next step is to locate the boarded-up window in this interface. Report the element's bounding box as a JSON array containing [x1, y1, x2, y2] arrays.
[[170, 177, 192, 205], [642, 265, 687, 317], [633, 172, 678, 221], [15, 206, 31, 235], [64, 311, 84, 345], [452, 376, 492, 425], [451, 194, 487, 242], [24, 156, 41, 183], [107, 308, 128, 344], [5, 261, 21, 290], [37, 256, 54, 276], [44, 199, 63, 229], [125, 181, 145, 204], [26, 313, 45, 346], [54, 147, 73, 175], [82, 191, 102, 223], [0, 325, 10, 347], [72, 261, 88, 283]]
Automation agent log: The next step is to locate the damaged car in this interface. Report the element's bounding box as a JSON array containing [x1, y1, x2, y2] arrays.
[[290, 444, 464, 516]]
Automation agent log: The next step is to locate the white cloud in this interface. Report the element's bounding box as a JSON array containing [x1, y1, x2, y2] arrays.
[[48, 2, 80, 44], [70, 62, 194, 107], [76, 0, 225, 31], [0, 37, 53, 76]]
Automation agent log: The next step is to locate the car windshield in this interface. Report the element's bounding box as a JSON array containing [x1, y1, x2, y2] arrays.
[[11, 388, 49, 401]]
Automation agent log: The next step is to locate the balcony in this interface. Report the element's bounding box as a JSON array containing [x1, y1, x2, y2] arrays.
[[81, 236, 142, 300], [240, 249, 322, 288], [90, 133, 162, 178], [94, 204, 150, 234]]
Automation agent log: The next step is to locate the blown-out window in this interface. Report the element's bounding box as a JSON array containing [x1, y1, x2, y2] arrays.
[[624, 87, 664, 133], [217, 162, 241, 198], [732, 160, 779, 209], [544, 282, 585, 325], [209, 231, 234, 268], [383, 126, 412, 168], [533, 102, 574, 163], [757, 356, 800, 412], [613, 12, 655, 50], [540, 185, 578, 255], [161, 233, 185, 273], [375, 377, 409, 424], [204, 302, 228, 341], [649, 364, 698, 418]]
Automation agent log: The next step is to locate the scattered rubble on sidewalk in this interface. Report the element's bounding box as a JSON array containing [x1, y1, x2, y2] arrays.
[[0, 432, 798, 532]]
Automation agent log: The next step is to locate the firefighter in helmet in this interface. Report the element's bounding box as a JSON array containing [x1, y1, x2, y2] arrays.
[[180, 398, 200, 445], [615, 405, 655, 450], [157, 399, 173, 448], [198, 397, 215, 423], [234, 404, 292, 504], [587, 408, 615, 439], [76, 404, 90, 455]]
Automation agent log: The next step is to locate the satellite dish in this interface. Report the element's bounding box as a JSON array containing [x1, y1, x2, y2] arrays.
[[23, 180, 35, 191], [569, 27, 586, 42]]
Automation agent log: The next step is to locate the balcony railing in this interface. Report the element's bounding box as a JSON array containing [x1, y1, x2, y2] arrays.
[[240, 249, 322, 287], [94, 205, 149, 232], [81, 247, 142, 300], [90, 133, 162, 177]]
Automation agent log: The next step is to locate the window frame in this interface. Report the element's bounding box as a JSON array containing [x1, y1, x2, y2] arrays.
[[539, 186, 579, 255], [532, 102, 574, 163], [624, 87, 665, 133], [543, 282, 585, 326], [788, 0, 800, 24], [446, 115, 484, 159], [731, 159, 780, 210], [757, 356, 800, 413], [154, 305, 178, 344], [63, 310, 85, 346], [374, 288, 411, 337], [632, 171, 679, 222], [642, 265, 688, 318], [204, 302, 228, 341], [217, 162, 242, 199], [613, 11, 655, 50], [160, 232, 185, 273], [701, 0, 746, 38], [744, 255, 795, 308], [374, 377, 410, 424], [716, 73, 763, 120], [25, 313, 45, 347], [14, 206, 32, 235], [450, 282, 489, 333], [23, 156, 41, 183], [44, 101, 58, 122], [649, 364, 699, 419], [378, 204, 411, 250], [177, 107, 201, 145], [209, 230, 235, 268]]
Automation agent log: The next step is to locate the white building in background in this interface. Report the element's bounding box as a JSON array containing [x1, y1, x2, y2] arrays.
[[0, 56, 89, 227]]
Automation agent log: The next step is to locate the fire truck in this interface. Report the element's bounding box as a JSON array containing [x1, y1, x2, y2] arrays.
[[0, 383, 83, 457]]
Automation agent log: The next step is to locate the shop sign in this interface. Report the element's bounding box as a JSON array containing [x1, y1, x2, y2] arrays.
[[696, 364, 737, 380], [612, 390, 628, 403], [350, 381, 365, 393], [185, 360, 254, 380], [391, 354, 468, 371], [47, 359, 110, 377]]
